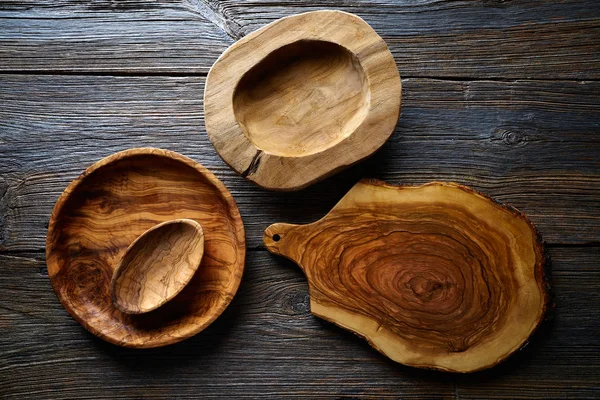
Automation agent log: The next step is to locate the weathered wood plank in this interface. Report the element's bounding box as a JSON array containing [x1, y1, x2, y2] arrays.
[[1, 0, 599, 79], [1, 74, 598, 250], [220, 0, 600, 79], [0, 1, 233, 74], [1, 2, 598, 398], [1, 247, 598, 398]]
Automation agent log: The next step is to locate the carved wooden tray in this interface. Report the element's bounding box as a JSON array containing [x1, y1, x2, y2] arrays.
[[264, 179, 549, 372], [204, 10, 401, 191], [46, 148, 246, 348]]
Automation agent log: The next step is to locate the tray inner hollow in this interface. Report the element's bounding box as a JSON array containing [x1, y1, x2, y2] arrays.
[[233, 40, 370, 157]]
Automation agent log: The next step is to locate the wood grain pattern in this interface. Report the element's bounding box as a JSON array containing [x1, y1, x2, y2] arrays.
[[0, 1, 233, 74], [1, 249, 598, 398], [1, 1, 599, 79], [265, 180, 549, 372], [1, 0, 599, 397], [204, 10, 401, 190], [1, 75, 598, 249], [215, 0, 600, 80], [46, 148, 245, 348], [111, 219, 205, 315]]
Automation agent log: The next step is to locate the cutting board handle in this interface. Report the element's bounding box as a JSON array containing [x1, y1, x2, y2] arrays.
[[264, 222, 304, 267]]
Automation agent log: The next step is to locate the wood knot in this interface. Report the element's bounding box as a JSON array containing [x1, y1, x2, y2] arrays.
[[492, 127, 529, 147], [290, 292, 310, 314]]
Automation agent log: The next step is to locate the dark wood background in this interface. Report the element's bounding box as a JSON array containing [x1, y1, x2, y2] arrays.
[[1, 1, 599, 398]]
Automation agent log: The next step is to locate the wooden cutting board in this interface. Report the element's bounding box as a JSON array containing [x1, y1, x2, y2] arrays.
[[264, 179, 550, 373]]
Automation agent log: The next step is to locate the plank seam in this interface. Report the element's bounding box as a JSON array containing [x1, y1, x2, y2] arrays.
[[0, 243, 599, 256], [0, 70, 210, 77], [0, 71, 598, 83], [0, 246, 270, 255]]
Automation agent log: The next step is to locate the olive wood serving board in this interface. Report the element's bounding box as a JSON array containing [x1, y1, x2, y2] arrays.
[[46, 148, 245, 348], [264, 179, 550, 373], [204, 10, 401, 191]]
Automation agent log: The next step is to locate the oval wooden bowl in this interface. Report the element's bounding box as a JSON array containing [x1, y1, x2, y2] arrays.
[[264, 179, 550, 373], [46, 148, 246, 348], [204, 10, 402, 191], [110, 219, 206, 315]]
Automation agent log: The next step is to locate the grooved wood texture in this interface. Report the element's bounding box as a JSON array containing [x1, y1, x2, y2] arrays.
[[1, 0, 599, 398], [1, 76, 598, 250], [2, 1, 599, 79], [0, 249, 598, 398]]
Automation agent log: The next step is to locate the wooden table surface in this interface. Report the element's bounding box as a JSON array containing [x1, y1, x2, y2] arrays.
[[1, 1, 599, 398]]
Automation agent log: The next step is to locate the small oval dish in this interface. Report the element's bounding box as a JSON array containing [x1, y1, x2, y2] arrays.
[[110, 219, 205, 315], [204, 10, 401, 191], [46, 148, 245, 348]]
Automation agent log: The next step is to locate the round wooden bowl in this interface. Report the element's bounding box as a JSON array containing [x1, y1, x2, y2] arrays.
[[46, 148, 246, 348], [204, 10, 402, 191]]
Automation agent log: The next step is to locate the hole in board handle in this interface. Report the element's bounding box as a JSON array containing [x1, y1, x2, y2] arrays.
[[272, 234, 281, 242]]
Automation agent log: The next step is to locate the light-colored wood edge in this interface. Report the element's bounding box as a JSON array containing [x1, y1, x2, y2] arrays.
[[46, 147, 246, 348], [204, 10, 402, 191]]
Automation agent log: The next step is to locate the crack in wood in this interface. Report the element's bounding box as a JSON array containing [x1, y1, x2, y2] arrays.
[[241, 150, 263, 178]]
